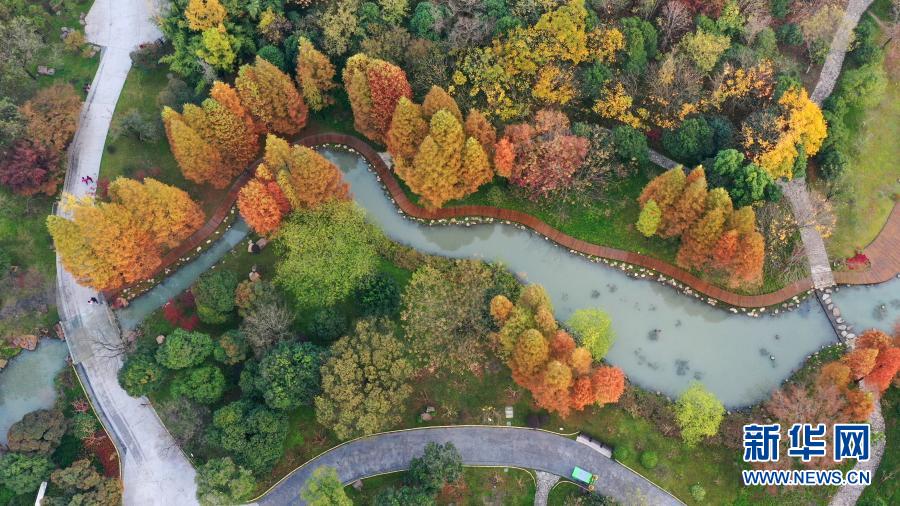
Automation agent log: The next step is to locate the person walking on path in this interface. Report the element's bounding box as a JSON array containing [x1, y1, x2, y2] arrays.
[[88, 296, 100, 305]]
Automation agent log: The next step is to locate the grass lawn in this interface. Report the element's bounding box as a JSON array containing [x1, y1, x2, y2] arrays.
[[821, 20, 900, 259], [858, 385, 899, 505], [98, 64, 228, 217], [1, 0, 97, 343], [345, 467, 535, 505], [34, 0, 100, 96]]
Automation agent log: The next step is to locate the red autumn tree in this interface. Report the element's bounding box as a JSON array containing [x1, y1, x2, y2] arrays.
[[499, 109, 588, 198], [0, 140, 62, 196], [342, 53, 412, 144], [865, 347, 900, 393]]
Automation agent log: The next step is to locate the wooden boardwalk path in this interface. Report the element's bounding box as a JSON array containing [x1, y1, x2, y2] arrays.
[[833, 204, 900, 286]]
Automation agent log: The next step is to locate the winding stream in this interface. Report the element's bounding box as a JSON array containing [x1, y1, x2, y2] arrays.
[[110, 148, 900, 408]]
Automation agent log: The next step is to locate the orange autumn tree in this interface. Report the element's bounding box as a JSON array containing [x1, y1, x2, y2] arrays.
[[162, 106, 224, 186], [237, 175, 283, 235], [239, 135, 350, 235], [464, 109, 497, 156], [265, 135, 349, 209], [180, 98, 259, 186], [48, 178, 203, 290], [342, 53, 412, 143], [852, 329, 900, 393], [235, 56, 308, 136], [491, 284, 624, 417], [842, 348, 879, 380], [638, 168, 765, 288], [210, 81, 265, 135]]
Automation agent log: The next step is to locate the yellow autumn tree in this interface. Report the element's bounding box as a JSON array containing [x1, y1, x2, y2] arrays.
[[422, 85, 462, 122], [744, 86, 826, 179], [107, 178, 204, 248], [455, 0, 592, 120], [162, 107, 224, 187], [396, 110, 493, 209], [459, 137, 493, 195], [593, 82, 642, 128], [47, 214, 117, 290], [185, 0, 227, 31], [295, 37, 337, 111], [386, 97, 428, 169]]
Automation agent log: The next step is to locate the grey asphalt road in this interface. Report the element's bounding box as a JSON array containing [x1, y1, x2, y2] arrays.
[[254, 426, 683, 506]]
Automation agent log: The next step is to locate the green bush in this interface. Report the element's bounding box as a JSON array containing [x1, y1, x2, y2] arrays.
[[611, 125, 649, 165], [119, 352, 165, 396], [640, 451, 658, 469], [51, 434, 83, 469], [171, 365, 226, 404], [156, 329, 214, 370], [195, 457, 256, 506], [662, 117, 717, 166], [355, 272, 401, 316], [690, 484, 707, 502], [258, 45, 286, 70], [306, 307, 349, 342], [213, 330, 250, 365], [777, 23, 803, 46], [71, 412, 99, 440], [207, 400, 288, 473], [613, 444, 632, 462], [241, 341, 326, 410], [753, 27, 779, 61], [192, 271, 239, 324], [0, 453, 52, 495], [770, 0, 792, 19]]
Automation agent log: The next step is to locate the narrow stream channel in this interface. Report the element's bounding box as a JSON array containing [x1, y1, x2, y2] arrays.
[[109, 148, 900, 408]]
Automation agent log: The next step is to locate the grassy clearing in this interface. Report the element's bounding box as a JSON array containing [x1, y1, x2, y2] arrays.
[[98, 64, 228, 217]]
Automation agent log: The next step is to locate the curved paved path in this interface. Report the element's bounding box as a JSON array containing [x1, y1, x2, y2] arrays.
[[781, 0, 876, 291], [56, 1, 199, 504], [253, 427, 683, 506]]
